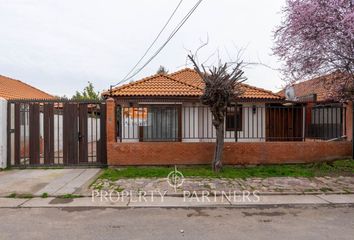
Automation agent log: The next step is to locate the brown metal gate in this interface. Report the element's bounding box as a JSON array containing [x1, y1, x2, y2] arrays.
[[7, 99, 106, 167], [265, 104, 304, 141]]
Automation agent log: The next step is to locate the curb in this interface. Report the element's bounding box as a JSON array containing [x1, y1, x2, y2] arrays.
[[1, 194, 353, 208], [1, 191, 353, 198]]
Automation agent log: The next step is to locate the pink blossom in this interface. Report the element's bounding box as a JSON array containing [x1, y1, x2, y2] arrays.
[[273, 0, 354, 101]]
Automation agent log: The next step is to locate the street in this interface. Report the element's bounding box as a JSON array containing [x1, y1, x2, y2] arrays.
[[0, 206, 353, 240]]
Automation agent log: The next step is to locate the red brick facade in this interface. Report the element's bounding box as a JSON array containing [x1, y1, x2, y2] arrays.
[[107, 141, 351, 166], [106, 98, 352, 166], [106, 98, 116, 143]]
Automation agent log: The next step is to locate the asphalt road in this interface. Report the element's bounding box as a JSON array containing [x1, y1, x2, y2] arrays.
[[0, 206, 353, 240]]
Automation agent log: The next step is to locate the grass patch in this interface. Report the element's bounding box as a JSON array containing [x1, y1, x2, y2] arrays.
[[6, 193, 17, 198], [41, 193, 49, 198], [58, 194, 83, 199], [319, 187, 333, 192], [17, 194, 34, 199], [113, 186, 125, 192], [6, 193, 34, 199], [99, 159, 354, 181]]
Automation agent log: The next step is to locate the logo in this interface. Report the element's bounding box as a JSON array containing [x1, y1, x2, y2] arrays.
[[167, 166, 184, 192]]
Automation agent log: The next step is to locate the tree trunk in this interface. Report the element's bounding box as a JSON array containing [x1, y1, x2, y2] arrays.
[[213, 122, 224, 172]]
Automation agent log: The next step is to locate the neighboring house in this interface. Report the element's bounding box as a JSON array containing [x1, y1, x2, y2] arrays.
[[0, 74, 55, 100], [0, 74, 56, 161], [278, 72, 351, 140], [103, 68, 310, 142], [2, 75, 102, 165], [278, 71, 350, 103]]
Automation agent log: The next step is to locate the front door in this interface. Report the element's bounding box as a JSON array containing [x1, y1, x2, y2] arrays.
[[265, 105, 303, 141]]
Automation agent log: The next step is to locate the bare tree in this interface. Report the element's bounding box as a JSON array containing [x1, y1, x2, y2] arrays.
[[188, 54, 246, 172]]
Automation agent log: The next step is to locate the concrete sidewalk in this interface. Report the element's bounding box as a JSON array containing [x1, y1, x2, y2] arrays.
[[0, 169, 101, 197], [1, 194, 353, 208]]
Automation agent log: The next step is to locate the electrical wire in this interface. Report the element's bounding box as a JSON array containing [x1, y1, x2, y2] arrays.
[[113, 0, 203, 88], [118, 0, 184, 85]]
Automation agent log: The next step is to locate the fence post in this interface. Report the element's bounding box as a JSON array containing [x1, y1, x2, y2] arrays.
[[0, 98, 7, 169], [106, 98, 116, 143], [303, 105, 306, 141], [234, 104, 238, 142]]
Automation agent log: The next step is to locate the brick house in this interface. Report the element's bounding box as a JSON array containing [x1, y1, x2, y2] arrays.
[[102, 69, 352, 166], [103, 68, 310, 143], [278, 72, 352, 141]]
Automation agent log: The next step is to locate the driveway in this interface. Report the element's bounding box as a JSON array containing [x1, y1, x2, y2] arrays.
[[0, 169, 101, 197]]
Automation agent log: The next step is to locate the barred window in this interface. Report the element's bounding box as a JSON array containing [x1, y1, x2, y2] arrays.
[[226, 105, 242, 131]]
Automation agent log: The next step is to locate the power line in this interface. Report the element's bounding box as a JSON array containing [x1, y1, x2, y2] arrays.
[[122, 0, 203, 83], [113, 0, 203, 88], [118, 0, 184, 85]]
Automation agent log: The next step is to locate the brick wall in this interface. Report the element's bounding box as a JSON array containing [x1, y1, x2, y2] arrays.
[[107, 141, 352, 166], [106, 98, 116, 143], [106, 98, 352, 166]]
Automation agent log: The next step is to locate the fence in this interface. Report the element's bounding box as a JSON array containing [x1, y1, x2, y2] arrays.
[[116, 104, 347, 142], [7, 99, 106, 167], [306, 104, 346, 140]]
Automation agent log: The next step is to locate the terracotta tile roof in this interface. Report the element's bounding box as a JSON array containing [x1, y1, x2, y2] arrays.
[[0, 75, 55, 100], [106, 68, 283, 100], [108, 73, 202, 97], [277, 71, 348, 102], [239, 83, 283, 100], [169, 68, 283, 100], [168, 68, 205, 88]]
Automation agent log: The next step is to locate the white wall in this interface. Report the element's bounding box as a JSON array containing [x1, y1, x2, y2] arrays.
[[182, 103, 266, 142], [0, 98, 7, 168], [120, 102, 266, 142], [311, 107, 342, 124]]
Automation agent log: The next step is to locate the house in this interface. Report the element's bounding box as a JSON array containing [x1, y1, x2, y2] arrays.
[[103, 68, 310, 142], [278, 71, 352, 140], [0, 74, 55, 164], [0, 74, 55, 100], [278, 71, 352, 103]]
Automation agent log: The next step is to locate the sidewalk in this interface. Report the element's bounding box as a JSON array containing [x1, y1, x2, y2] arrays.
[[0, 169, 101, 197], [1, 194, 353, 208], [92, 176, 354, 195]]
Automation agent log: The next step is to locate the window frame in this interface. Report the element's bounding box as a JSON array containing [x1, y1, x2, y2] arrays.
[[138, 104, 182, 142], [225, 104, 242, 131]]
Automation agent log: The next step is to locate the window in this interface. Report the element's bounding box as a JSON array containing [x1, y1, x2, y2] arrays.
[[226, 105, 242, 131], [141, 105, 180, 142]]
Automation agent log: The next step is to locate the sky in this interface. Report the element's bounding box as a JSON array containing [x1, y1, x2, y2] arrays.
[[0, 0, 287, 97]]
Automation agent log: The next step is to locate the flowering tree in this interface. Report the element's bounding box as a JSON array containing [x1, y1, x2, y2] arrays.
[[273, 0, 354, 101]]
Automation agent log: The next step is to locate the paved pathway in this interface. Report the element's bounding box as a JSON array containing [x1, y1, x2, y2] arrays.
[[0, 169, 101, 197], [92, 176, 354, 195]]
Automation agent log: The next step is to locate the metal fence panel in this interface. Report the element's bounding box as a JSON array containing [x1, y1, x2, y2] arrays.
[[7, 99, 106, 167], [117, 104, 346, 142]]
